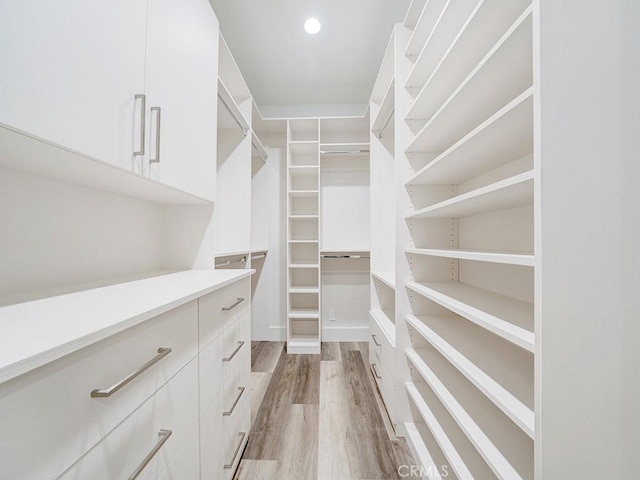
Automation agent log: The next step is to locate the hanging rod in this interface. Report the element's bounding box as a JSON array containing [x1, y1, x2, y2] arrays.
[[251, 135, 268, 162], [320, 149, 370, 155], [215, 255, 247, 267], [217, 90, 249, 136], [377, 107, 395, 139], [321, 255, 370, 259]]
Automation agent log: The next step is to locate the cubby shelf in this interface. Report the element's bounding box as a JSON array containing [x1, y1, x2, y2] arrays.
[[406, 281, 534, 352], [289, 310, 320, 319], [407, 90, 533, 185], [289, 264, 319, 269], [289, 190, 319, 196], [407, 348, 531, 480], [407, 0, 531, 110], [406, 314, 534, 438], [372, 270, 396, 290], [288, 240, 319, 244], [288, 287, 319, 294], [406, 247, 534, 267], [371, 78, 395, 138], [0, 123, 213, 206], [406, 8, 533, 152], [406, 0, 480, 90], [288, 215, 319, 219], [406, 381, 475, 480], [407, 170, 533, 220]]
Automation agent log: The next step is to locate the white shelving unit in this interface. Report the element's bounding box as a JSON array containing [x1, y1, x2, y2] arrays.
[[286, 119, 321, 354], [395, 0, 536, 477]]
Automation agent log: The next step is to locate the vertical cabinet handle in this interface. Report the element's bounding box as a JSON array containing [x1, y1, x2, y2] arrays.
[[371, 334, 382, 347], [223, 386, 246, 416], [223, 341, 245, 362], [90, 347, 172, 398], [128, 429, 172, 480], [224, 432, 246, 469], [371, 363, 382, 380], [134, 94, 146, 156], [150, 106, 161, 163]]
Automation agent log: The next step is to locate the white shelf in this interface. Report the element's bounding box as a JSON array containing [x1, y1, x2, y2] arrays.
[[288, 287, 320, 294], [406, 8, 533, 152], [371, 270, 396, 289], [0, 270, 254, 385], [407, 171, 534, 220], [406, 247, 534, 267], [405, 0, 448, 59], [403, 0, 429, 29], [288, 239, 319, 244], [0, 123, 212, 206], [406, 0, 480, 89], [406, 382, 475, 480], [289, 309, 320, 319], [371, 78, 395, 138], [407, 348, 531, 479], [371, 33, 395, 105], [406, 281, 534, 352], [251, 130, 268, 161], [403, 423, 442, 478], [289, 190, 319, 197], [407, 0, 530, 111], [370, 309, 396, 347], [215, 250, 250, 258], [218, 34, 251, 102], [319, 142, 370, 156], [408, 90, 533, 185], [217, 77, 250, 134], [406, 314, 534, 437], [288, 214, 319, 220], [289, 263, 319, 269], [288, 165, 319, 175]]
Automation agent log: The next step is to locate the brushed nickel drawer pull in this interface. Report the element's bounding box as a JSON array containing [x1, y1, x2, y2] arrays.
[[371, 334, 382, 347], [223, 341, 245, 362], [91, 347, 172, 398], [224, 431, 246, 469], [371, 363, 382, 380], [128, 429, 172, 480], [223, 386, 246, 416], [222, 297, 245, 311]]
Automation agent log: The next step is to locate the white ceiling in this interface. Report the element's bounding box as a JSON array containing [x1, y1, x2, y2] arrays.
[[209, 0, 410, 117]]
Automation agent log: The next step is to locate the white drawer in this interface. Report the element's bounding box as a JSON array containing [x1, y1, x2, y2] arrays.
[[199, 392, 223, 480], [59, 357, 199, 480], [199, 278, 250, 349], [199, 335, 222, 413], [0, 300, 198, 480], [222, 392, 250, 480], [157, 423, 200, 480], [222, 311, 251, 408], [369, 312, 383, 366]]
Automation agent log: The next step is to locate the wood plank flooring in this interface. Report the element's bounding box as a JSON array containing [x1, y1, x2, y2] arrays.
[[236, 342, 414, 480]]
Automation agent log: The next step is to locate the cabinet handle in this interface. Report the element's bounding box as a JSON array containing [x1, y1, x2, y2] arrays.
[[224, 432, 246, 469], [371, 363, 382, 380], [150, 106, 161, 163], [222, 297, 245, 311], [90, 347, 172, 398], [371, 334, 382, 347], [223, 340, 245, 362], [134, 94, 146, 156], [128, 429, 172, 480], [223, 386, 246, 416]]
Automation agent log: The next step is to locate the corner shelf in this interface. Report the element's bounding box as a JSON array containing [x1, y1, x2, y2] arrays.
[[406, 281, 534, 353], [0, 123, 213, 206]]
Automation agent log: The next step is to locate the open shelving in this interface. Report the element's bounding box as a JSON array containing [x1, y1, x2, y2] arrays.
[[405, 247, 533, 267], [406, 8, 533, 151], [405, 0, 449, 60], [407, 348, 533, 479]]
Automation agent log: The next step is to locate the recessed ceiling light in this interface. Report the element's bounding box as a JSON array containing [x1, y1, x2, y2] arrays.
[[304, 18, 321, 35]]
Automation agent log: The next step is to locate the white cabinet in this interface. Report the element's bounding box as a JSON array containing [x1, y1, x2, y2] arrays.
[[0, 0, 147, 170], [144, 0, 219, 201]]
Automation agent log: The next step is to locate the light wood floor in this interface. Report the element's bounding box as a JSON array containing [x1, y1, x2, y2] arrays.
[[234, 342, 414, 480]]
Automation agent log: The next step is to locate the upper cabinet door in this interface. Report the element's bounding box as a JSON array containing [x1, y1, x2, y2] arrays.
[[0, 0, 147, 170], [144, 0, 219, 201]]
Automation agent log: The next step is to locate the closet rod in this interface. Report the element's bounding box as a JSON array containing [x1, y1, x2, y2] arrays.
[[251, 140, 268, 162], [377, 108, 395, 139], [321, 255, 370, 259], [320, 149, 370, 155], [217, 93, 249, 136], [215, 255, 247, 267]]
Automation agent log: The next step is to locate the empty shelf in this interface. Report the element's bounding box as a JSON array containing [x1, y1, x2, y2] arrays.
[[288, 215, 319, 219], [288, 287, 319, 294], [406, 247, 534, 267], [289, 309, 320, 319], [407, 90, 533, 185], [289, 264, 319, 269], [289, 190, 319, 197], [406, 281, 534, 352], [407, 171, 534, 220], [406, 314, 534, 437], [405, 0, 449, 60], [403, 422, 444, 478], [372, 270, 396, 289], [407, 348, 532, 479], [403, 0, 429, 29], [288, 240, 319, 244]]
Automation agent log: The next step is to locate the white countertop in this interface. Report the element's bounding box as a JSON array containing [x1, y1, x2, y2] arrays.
[[0, 269, 254, 385]]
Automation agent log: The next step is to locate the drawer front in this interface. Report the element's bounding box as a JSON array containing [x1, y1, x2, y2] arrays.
[[199, 335, 222, 413], [369, 312, 383, 368], [200, 392, 223, 480], [222, 392, 250, 480], [222, 310, 251, 409], [199, 278, 250, 349], [59, 357, 199, 480], [0, 300, 198, 480], [157, 423, 200, 480]]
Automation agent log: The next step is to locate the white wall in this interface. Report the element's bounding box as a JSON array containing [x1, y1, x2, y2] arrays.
[[537, 0, 640, 476]]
